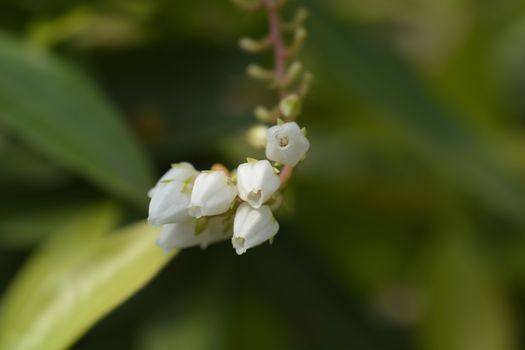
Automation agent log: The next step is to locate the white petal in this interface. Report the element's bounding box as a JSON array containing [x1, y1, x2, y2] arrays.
[[188, 171, 237, 218], [148, 162, 197, 198], [148, 181, 192, 226], [232, 203, 279, 255], [266, 122, 310, 166], [236, 160, 280, 208], [157, 219, 196, 252], [157, 215, 233, 252]]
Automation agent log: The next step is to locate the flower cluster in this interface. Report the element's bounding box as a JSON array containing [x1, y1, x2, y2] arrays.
[[148, 0, 312, 255], [148, 122, 309, 255]]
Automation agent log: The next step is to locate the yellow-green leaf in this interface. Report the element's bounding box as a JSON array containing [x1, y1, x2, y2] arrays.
[[0, 204, 175, 350]]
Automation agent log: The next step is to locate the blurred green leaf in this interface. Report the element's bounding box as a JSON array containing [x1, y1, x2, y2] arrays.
[[0, 139, 70, 191], [0, 190, 95, 248], [0, 31, 153, 206], [419, 224, 515, 350], [0, 203, 175, 350], [307, 4, 525, 220]]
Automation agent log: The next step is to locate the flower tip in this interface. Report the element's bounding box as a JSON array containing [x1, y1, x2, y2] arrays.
[[147, 217, 161, 227], [188, 206, 203, 218], [246, 190, 263, 208], [147, 188, 155, 198], [232, 236, 247, 255], [156, 239, 174, 255]]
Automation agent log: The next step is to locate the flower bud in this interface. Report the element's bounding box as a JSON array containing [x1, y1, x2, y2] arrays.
[[148, 162, 197, 198], [266, 121, 310, 166], [254, 105, 276, 123], [239, 36, 270, 53], [279, 94, 301, 119], [148, 163, 197, 226], [246, 125, 268, 149], [188, 171, 238, 218], [237, 159, 280, 208], [157, 215, 233, 253], [232, 203, 279, 255], [285, 61, 303, 85]]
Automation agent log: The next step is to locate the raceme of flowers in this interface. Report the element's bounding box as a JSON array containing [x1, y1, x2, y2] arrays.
[[148, 121, 309, 255]]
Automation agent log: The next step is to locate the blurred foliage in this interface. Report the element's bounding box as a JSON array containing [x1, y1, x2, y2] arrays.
[[1, 0, 525, 349], [0, 203, 173, 350]]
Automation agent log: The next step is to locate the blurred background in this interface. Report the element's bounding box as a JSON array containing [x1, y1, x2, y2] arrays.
[[1, 0, 525, 349]]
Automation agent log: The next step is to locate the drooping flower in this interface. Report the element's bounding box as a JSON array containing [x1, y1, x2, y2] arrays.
[[157, 215, 233, 253], [236, 159, 280, 208], [188, 171, 238, 218], [148, 162, 197, 198], [266, 121, 310, 166], [148, 163, 198, 226], [231, 203, 279, 255]]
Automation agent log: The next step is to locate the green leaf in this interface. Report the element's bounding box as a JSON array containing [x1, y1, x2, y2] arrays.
[[307, 4, 525, 220], [0, 139, 70, 191], [0, 31, 154, 206], [0, 203, 175, 350], [0, 190, 95, 248]]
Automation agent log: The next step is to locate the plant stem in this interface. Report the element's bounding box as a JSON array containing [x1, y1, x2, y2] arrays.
[[262, 0, 287, 97], [262, 0, 295, 188]]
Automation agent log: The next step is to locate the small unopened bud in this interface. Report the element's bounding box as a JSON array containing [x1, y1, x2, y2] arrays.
[[288, 27, 307, 57], [254, 105, 274, 122], [246, 125, 268, 149], [286, 61, 303, 85], [211, 163, 230, 174], [279, 94, 301, 120], [232, 203, 279, 255], [299, 71, 313, 96], [239, 36, 270, 53], [188, 171, 238, 218], [247, 64, 274, 81], [284, 7, 309, 31]]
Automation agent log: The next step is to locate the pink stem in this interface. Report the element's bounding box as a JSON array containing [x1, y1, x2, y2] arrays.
[[279, 165, 293, 188], [262, 0, 287, 97]]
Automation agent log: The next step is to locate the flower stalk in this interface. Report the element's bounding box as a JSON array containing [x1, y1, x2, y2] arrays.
[[148, 0, 312, 255]]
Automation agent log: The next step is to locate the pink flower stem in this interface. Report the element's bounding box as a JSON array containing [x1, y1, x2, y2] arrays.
[[262, 0, 294, 188], [262, 0, 287, 98]]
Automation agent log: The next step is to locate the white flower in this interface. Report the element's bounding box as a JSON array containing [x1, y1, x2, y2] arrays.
[[266, 121, 310, 166], [188, 171, 238, 218], [148, 163, 197, 226], [232, 203, 279, 255], [148, 162, 197, 198], [156, 215, 233, 252], [236, 159, 280, 208]]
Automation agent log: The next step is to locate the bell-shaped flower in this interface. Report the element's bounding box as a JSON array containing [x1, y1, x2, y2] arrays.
[[232, 203, 279, 255], [266, 121, 310, 166], [188, 171, 238, 218], [148, 163, 198, 226], [236, 159, 280, 208], [148, 162, 197, 198], [148, 181, 193, 226], [157, 215, 233, 252]]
